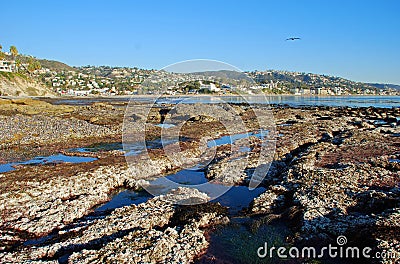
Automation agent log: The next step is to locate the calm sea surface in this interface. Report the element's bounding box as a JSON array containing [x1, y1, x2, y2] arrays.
[[49, 95, 400, 108]]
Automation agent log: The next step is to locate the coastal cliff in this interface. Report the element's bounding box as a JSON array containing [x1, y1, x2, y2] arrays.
[[0, 72, 54, 97]]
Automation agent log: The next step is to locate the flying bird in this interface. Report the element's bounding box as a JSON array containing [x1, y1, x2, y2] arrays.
[[286, 37, 301, 41]]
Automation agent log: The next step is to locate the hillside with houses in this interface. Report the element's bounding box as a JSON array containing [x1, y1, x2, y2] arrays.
[[0, 44, 399, 97]]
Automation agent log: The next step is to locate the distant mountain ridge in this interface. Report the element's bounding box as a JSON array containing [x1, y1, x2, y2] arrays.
[[189, 70, 250, 81], [368, 83, 400, 91], [38, 59, 75, 72]]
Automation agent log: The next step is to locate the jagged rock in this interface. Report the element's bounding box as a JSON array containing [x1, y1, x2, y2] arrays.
[[1, 104, 400, 264], [251, 185, 287, 214]]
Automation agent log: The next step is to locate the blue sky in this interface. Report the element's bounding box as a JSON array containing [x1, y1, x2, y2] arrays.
[[1, 0, 400, 84]]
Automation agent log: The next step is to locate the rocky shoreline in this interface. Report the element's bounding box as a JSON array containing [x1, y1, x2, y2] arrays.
[[0, 98, 399, 263]]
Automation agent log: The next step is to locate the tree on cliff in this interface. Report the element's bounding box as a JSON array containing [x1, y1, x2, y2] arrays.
[[27, 57, 41, 73], [0, 44, 3, 60], [10, 45, 18, 60]]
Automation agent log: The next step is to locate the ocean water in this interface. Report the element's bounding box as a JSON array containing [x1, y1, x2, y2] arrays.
[[51, 95, 400, 108]]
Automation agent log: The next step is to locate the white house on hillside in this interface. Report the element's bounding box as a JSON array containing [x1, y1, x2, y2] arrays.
[[0, 60, 16, 72], [200, 82, 220, 92]]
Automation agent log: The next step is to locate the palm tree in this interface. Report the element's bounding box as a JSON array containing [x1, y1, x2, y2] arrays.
[[10, 45, 18, 60]]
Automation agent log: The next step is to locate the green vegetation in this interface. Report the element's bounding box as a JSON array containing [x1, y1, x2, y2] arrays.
[[0, 71, 28, 81], [27, 57, 41, 73], [0, 71, 13, 81], [198, 88, 212, 94], [0, 71, 31, 82], [26, 87, 39, 96], [209, 222, 290, 264], [179, 80, 200, 92], [38, 59, 75, 72], [9, 45, 18, 60], [262, 88, 285, 94]]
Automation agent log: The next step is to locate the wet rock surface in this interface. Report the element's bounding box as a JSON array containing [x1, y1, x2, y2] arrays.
[[0, 114, 116, 147], [0, 99, 399, 263], [1, 189, 225, 264], [248, 106, 400, 263]]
